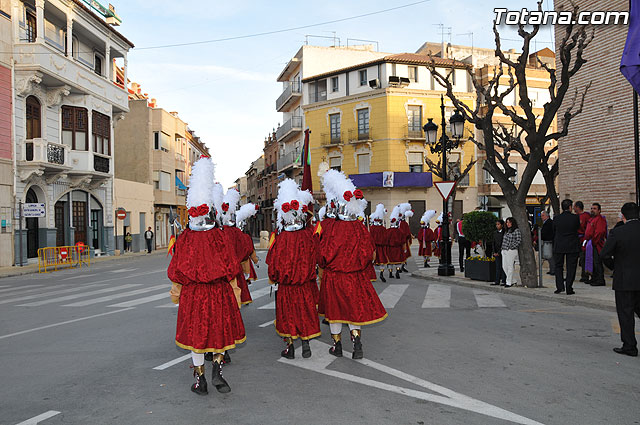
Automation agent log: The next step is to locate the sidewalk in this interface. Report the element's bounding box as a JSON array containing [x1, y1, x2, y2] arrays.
[[0, 250, 166, 279], [412, 262, 616, 312]]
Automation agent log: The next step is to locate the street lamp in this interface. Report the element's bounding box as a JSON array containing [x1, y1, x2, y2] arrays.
[[424, 94, 465, 276]]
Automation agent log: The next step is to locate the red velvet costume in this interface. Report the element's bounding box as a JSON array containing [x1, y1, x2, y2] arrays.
[[266, 229, 321, 340], [318, 220, 387, 325], [399, 220, 412, 260], [585, 214, 608, 252], [387, 225, 406, 265], [417, 227, 434, 256], [225, 226, 254, 305], [433, 225, 443, 257], [240, 231, 258, 281], [168, 228, 246, 353], [578, 211, 591, 242], [369, 224, 389, 265]]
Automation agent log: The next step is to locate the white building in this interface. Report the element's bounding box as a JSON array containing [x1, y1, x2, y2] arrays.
[[10, 0, 133, 263]]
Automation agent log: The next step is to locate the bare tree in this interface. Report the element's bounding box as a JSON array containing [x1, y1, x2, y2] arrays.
[[426, 0, 592, 288]]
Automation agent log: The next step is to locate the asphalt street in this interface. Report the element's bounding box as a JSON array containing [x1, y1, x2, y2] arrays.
[[1, 248, 639, 425]]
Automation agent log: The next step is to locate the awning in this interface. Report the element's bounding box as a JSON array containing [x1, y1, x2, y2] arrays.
[[175, 176, 187, 190], [348, 172, 433, 188]]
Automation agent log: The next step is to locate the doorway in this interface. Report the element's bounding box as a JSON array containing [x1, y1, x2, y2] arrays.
[[26, 188, 39, 258], [408, 200, 426, 236], [55, 201, 65, 246], [73, 201, 87, 244]]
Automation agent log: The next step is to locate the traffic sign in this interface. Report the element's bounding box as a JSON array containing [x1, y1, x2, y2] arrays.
[[22, 203, 46, 217], [434, 181, 457, 201], [116, 209, 127, 220], [59, 248, 68, 260]]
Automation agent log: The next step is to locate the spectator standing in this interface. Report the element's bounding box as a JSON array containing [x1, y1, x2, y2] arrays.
[[584, 203, 608, 286], [574, 201, 592, 282], [144, 226, 154, 253], [601, 202, 640, 357], [540, 211, 555, 275], [491, 219, 506, 286], [124, 232, 133, 252], [552, 199, 580, 295], [501, 217, 522, 287], [456, 218, 471, 272]]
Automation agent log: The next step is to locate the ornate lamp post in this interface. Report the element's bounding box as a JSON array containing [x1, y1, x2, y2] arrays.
[[423, 95, 465, 276]]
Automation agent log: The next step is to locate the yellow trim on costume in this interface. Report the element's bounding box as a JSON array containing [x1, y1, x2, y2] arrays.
[[268, 232, 276, 250], [240, 300, 253, 306], [386, 262, 404, 265], [318, 313, 388, 326], [175, 335, 247, 354], [274, 320, 322, 340], [313, 222, 322, 237], [167, 235, 176, 256]]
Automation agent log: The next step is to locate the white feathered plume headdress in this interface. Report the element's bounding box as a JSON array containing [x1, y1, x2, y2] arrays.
[[236, 203, 259, 229], [420, 209, 437, 225], [186, 156, 216, 230], [321, 169, 366, 220], [389, 205, 402, 227], [274, 179, 313, 231], [318, 205, 327, 221], [370, 203, 386, 224]]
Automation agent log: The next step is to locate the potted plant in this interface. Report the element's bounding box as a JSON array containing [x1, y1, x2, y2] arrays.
[[461, 210, 498, 281]]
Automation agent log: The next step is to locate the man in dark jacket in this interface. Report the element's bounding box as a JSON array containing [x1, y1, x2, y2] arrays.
[[552, 199, 580, 295], [491, 219, 506, 286], [601, 202, 640, 357], [540, 211, 555, 275]]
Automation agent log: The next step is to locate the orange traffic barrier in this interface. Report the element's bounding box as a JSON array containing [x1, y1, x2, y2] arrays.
[[37, 245, 91, 273]]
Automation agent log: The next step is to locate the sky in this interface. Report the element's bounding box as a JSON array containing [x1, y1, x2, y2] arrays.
[[112, 0, 555, 188]]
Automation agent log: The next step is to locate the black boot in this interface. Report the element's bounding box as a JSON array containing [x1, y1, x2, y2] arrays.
[[211, 354, 231, 393], [402, 264, 409, 273], [395, 268, 401, 279], [322, 318, 329, 325], [191, 365, 208, 395], [329, 334, 343, 357], [388, 270, 393, 279], [281, 337, 295, 359], [204, 352, 213, 362], [223, 351, 231, 364], [351, 329, 363, 359], [301, 339, 312, 358], [379, 271, 387, 283]]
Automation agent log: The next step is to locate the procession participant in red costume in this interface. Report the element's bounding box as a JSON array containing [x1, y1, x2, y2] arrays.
[[318, 170, 387, 359], [433, 213, 444, 258], [266, 179, 320, 359], [236, 202, 261, 282], [167, 157, 244, 396], [399, 204, 414, 272], [387, 205, 407, 279], [369, 203, 389, 282], [417, 210, 437, 268]]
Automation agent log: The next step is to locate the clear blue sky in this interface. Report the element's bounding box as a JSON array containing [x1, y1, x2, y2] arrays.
[[113, 0, 555, 188]]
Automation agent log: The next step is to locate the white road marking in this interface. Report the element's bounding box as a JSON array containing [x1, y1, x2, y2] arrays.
[[280, 340, 544, 425], [249, 285, 272, 300], [473, 290, 507, 308], [0, 284, 107, 305], [155, 303, 178, 308], [258, 301, 275, 310], [107, 291, 170, 308], [153, 354, 191, 370], [109, 268, 138, 273], [15, 410, 61, 424], [62, 273, 97, 280], [259, 320, 274, 328], [422, 284, 451, 308], [61, 285, 167, 307], [0, 284, 51, 295], [378, 284, 409, 308], [0, 308, 133, 340], [17, 284, 142, 307]]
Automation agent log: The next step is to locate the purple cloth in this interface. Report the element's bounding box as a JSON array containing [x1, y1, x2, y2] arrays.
[[349, 172, 433, 188], [621, 0, 640, 92], [585, 240, 594, 273]]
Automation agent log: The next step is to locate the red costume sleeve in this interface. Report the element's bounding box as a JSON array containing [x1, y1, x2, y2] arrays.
[[417, 229, 424, 243]]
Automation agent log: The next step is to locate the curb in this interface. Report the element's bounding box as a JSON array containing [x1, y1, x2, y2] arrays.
[[411, 271, 616, 313]]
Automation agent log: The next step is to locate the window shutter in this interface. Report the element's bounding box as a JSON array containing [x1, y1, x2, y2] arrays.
[[408, 152, 423, 165]]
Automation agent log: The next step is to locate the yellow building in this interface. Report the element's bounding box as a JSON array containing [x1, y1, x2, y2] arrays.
[[302, 53, 477, 233]]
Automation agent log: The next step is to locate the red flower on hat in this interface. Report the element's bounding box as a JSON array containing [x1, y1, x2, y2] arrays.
[[255, 204, 260, 211], [354, 189, 364, 199], [290, 200, 299, 210], [343, 191, 353, 201], [330, 201, 336, 209], [188, 207, 198, 217], [302, 205, 308, 214], [221, 203, 229, 212], [281, 202, 291, 213], [196, 204, 209, 216], [391, 218, 396, 223]]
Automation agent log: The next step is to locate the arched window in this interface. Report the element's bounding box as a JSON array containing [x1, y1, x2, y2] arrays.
[[26, 96, 41, 139]]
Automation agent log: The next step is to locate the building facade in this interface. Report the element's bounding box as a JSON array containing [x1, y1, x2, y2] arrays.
[[554, 0, 635, 221], [11, 0, 133, 264], [259, 131, 278, 233], [0, 1, 14, 266], [244, 155, 264, 237]]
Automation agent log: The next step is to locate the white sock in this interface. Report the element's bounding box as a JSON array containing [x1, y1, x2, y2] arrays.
[[191, 352, 204, 367], [329, 323, 342, 334], [348, 324, 361, 331]]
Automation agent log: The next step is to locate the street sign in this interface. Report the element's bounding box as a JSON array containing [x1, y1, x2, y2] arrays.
[[59, 248, 68, 260], [434, 181, 457, 200], [22, 203, 46, 218], [116, 209, 127, 220]]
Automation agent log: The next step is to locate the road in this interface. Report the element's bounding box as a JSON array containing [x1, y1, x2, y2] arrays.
[[1, 248, 639, 425]]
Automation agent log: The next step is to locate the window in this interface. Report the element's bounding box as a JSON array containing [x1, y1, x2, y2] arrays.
[[94, 54, 103, 76], [408, 66, 418, 82], [156, 171, 170, 191], [358, 153, 370, 174], [26, 11, 36, 42], [329, 156, 341, 172], [407, 105, 422, 132], [408, 152, 423, 173], [329, 113, 341, 142], [483, 169, 494, 184], [331, 77, 339, 93], [359, 69, 367, 86], [25, 96, 41, 139], [391, 63, 397, 77], [62, 106, 88, 150], [409, 164, 423, 173], [154, 132, 159, 150], [357, 109, 369, 136], [153, 131, 170, 152], [92, 111, 110, 155]]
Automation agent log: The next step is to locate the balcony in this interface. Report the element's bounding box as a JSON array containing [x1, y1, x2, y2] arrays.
[[275, 116, 303, 143], [93, 154, 110, 174], [276, 82, 302, 112], [309, 91, 327, 103], [176, 188, 187, 197], [348, 128, 373, 143], [404, 125, 424, 140], [277, 149, 301, 172], [18, 139, 72, 181], [321, 133, 343, 147]]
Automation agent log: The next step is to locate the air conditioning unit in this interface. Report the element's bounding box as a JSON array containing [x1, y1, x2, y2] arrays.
[[399, 77, 411, 87], [388, 76, 401, 86], [368, 78, 381, 89]]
